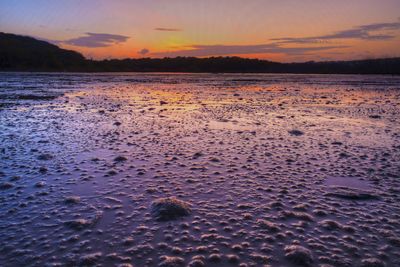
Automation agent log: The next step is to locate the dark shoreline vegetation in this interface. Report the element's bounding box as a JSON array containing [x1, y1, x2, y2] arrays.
[[1, 32, 400, 74]]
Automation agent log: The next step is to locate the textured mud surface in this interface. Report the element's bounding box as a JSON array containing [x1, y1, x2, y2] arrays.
[[1, 73, 400, 267]]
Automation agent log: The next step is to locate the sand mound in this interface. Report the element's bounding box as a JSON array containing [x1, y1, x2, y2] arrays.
[[151, 197, 191, 221], [159, 256, 185, 267], [284, 245, 313, 266]]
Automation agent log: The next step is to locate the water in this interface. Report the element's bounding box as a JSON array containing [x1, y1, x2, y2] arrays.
[[1, 73, 400, 266]]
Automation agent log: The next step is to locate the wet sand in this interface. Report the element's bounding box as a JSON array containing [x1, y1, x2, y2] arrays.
[[1, 73, 400, 267]]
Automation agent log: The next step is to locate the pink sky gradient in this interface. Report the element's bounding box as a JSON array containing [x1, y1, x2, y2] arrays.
[[1, 0, 399, 62]]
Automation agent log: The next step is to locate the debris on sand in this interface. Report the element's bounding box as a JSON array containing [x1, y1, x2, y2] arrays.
[[159, 255, 185, 267], [64, 212, 102, 230], [106, 169, 118, 176], [37, 153, 54, 160], [64, 196, 81, 204], [151, 197, 191, 221], [331, 141, 343, 146], [114, 156, 127, 162], [64, 219, 93, 230], [0, 182, 14, 190], [256, 219, 281, 232], [192, 152, 203, 159], [208, 253, 222, 262], [188, 258, 205, 267], [284, 245, 313, 266], [318, 219, 343, 230], [17, 94, 58, 101], [249, 253, 270, 264], [34, 181, 46, 188], [281, 211, 314, 222], [361, 258, 386, 267], [288, 129, 304, 136], [369, 115, 382, 119], [9, 176, 21, 181], [39, 166, 48, 173], [79, 252, 102, 266], [227, 254, 240, 263]]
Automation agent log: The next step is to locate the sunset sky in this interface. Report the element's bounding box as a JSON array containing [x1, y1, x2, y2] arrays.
[[1, 0, 400, 62]]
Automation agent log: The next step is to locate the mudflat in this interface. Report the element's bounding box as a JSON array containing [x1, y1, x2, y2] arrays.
[[1, 73, 399, 267]]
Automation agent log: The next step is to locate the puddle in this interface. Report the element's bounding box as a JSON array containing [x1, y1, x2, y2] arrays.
[[325, 176, 371, 190]]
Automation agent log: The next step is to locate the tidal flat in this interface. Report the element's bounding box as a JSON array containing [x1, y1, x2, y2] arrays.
[[0, 73, 400, 267]]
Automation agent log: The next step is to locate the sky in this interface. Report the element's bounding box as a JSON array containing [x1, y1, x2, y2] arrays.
[[1, 0, 400, 62]]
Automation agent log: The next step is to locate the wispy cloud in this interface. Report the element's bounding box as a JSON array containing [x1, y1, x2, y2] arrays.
[[63, 32, 129, 48], [154, 28, 182, 32], [153, 43, 347, 57], [152, 20, 399, 58], [272, 21, 400, 44]]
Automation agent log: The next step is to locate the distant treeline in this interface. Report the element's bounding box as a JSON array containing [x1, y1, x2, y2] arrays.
[[1, 32, 399, 74]]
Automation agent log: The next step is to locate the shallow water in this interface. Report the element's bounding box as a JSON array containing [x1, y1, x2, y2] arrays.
[[1, 73, 400, 267]]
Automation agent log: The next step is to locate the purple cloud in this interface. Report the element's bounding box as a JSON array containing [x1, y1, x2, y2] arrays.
[[154, 28, 182, 32], [153, 43, 347, 57], [138, 48, 150, 55], [153, 21, 400, 58], [63, 32, 129, 48], [272, 21, 400, 44]]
